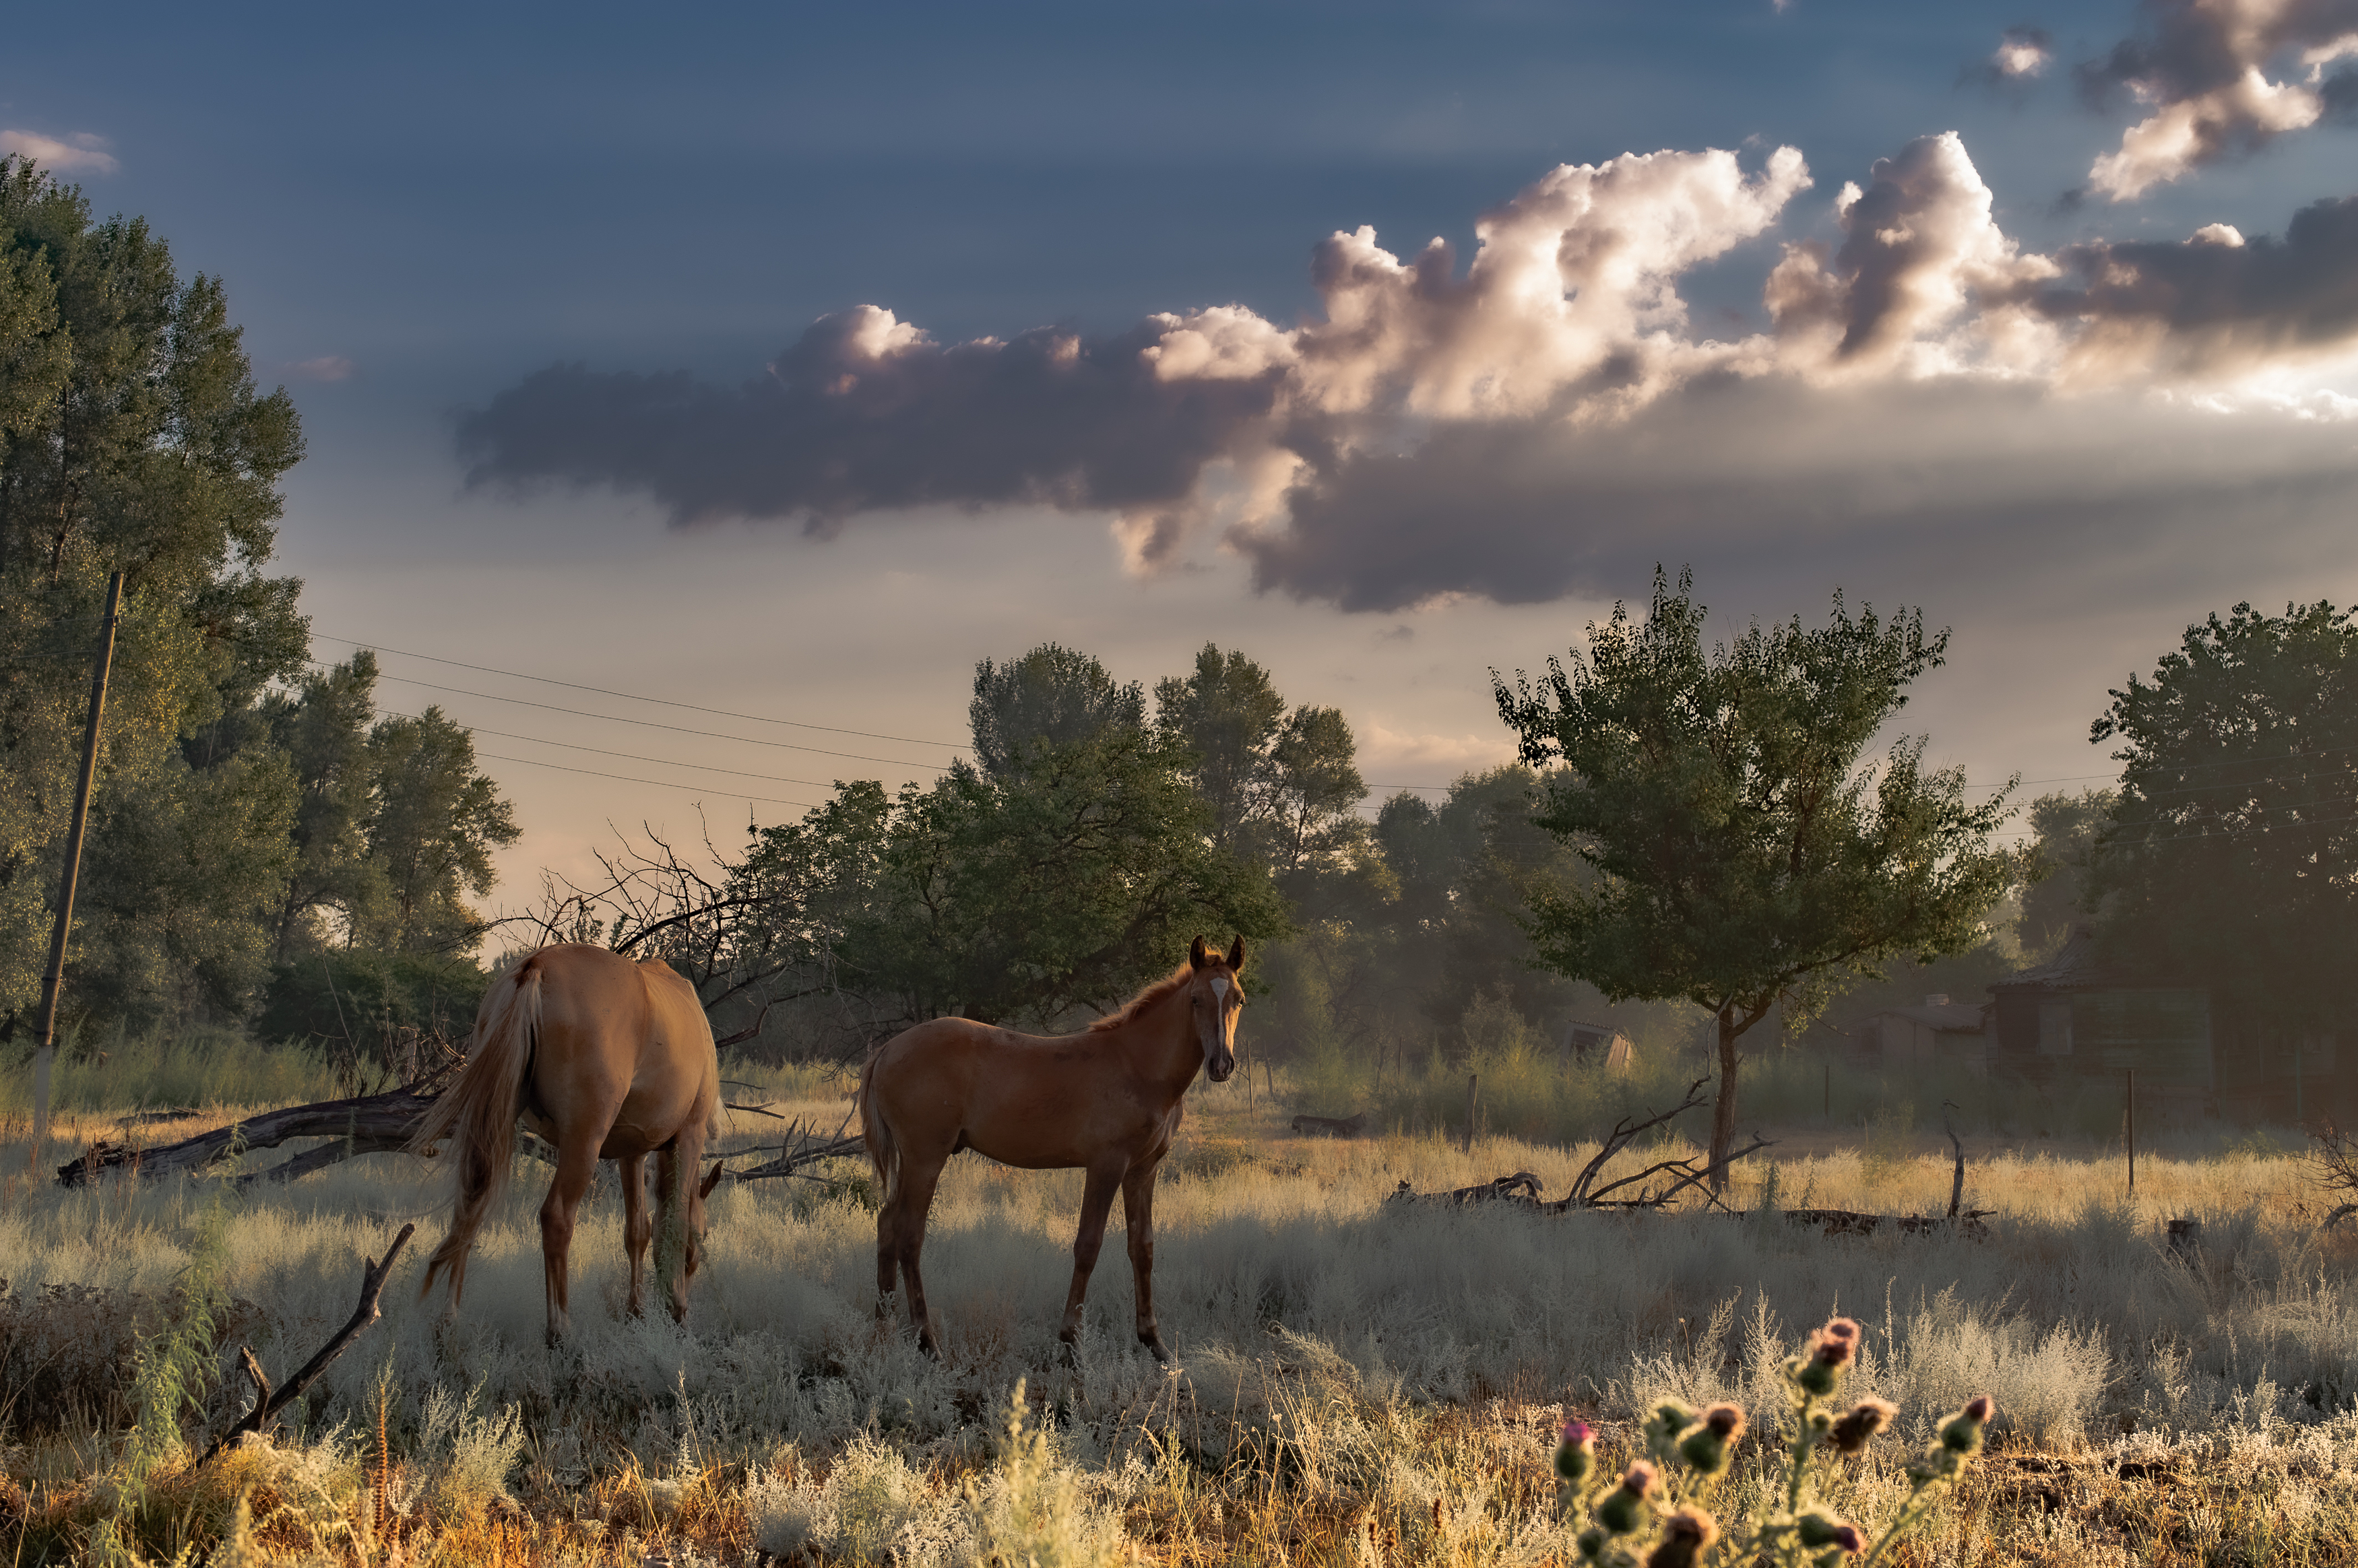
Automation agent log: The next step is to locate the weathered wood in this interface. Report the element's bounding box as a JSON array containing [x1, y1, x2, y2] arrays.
[[1779, 1207, 1992, 1239], [58, 1082, 447, 1188], [1388, 1171, 1543, 1208], [197, 1224, 414, 1467], [1289, 1111, 1368, 1138]]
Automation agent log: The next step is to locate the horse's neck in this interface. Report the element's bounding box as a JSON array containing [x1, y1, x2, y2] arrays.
[[1122, 985, 1201, 1100]]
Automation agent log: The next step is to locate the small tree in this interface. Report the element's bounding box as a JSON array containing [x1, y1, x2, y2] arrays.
[[1493, 568, 2014, 1187]]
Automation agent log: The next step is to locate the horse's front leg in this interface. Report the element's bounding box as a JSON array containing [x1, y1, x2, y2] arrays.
[[1121, 1163, 1169, 1365], [1059, 1165, 1124, 1357], [619, 1152, 651, 1319]]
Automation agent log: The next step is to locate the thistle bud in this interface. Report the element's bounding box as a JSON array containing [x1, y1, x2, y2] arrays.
[[1676, 1404, 1745, 1477], [1796, 1508, 1859, 1550], [1643, 1505, 1721, 1568], [1577, 1526, 1608, 1561], [1594, 1462, 1657, 1535], [1792, 1318, 1860, 1394], [1940, 1396, 1993, 1456], [1555, 1419, 1597, 1484], [1828, 1396, 1898, 1454], [1644, 1397, 1699, 1458]]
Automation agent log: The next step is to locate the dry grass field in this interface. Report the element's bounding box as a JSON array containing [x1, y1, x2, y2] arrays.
[[2, 1056, 2354, 1565]]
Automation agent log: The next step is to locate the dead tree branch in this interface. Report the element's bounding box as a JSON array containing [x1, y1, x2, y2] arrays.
[[58, 1068, 457, 1189], [197, 1224, 414, 1466]]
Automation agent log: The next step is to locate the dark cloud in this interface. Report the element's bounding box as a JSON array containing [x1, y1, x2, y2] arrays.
[[2037, 193, 2358, 366], [1238, 377, 2358, 613], [457, 306, 1283, 531]]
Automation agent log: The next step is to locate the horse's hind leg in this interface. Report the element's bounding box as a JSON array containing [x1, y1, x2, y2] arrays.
[[655, 1120, 709, 1324], [874, 1198, 901, 1314], [619, 1152, 651, 1319], [540, 1138, 602, 1344], [1122, 1163, 1170, 1365], [892, 1156, 947, 1357], [1058, 1164, 1123, 1360]]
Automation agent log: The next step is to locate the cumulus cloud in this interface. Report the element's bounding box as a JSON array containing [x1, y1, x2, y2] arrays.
[[1965, 26, 2054, 92], [461, 131, 2358, 614], [2077, 0, 2358, 200], [0, 129, 118, 176]]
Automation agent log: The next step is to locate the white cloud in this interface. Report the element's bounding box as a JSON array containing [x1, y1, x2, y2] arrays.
[[0, 129, 119, 176], [2080, 0, 2358, 201]]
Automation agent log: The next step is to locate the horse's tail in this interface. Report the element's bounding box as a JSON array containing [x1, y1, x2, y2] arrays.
[[412, 958, 543, 1305], [856, 1040, 898, 1202]]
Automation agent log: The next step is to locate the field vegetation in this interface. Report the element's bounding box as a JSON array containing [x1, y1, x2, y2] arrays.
[[3, 1057, 2354, 1566]]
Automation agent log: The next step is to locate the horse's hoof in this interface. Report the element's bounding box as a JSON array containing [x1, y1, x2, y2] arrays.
[[1141, 1334, 1172, 1367], [918, 1332, 942, 1361]]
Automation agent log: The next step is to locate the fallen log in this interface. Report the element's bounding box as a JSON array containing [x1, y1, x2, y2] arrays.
[[1779, 1207, 1992, 1239], [58, 1080, 448, 1188], [197, 1224, 413, 1466], [729, 1110, 865, 1183], [1289, 1111, 1368, 1138], [1387, 1171, 1543, 1207]]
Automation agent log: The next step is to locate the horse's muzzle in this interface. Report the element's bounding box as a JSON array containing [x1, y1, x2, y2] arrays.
[[1207, 1053, 1236, 1083]]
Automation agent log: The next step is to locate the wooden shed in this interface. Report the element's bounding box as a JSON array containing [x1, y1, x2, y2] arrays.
[[1564, 1019, 1635, 1070], [1861, 995, 1992, 1076], [1987, 925, 2213, 1119]]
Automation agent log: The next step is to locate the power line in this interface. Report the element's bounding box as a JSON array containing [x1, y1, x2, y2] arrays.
[[371, 710, 837, 793], [307, 661, 949, 771], [313, 632, 972, 752], [472, 750, 819, 811]]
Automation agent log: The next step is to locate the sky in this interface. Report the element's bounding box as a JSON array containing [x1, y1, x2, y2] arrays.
[[8, 0, 2358, 910]]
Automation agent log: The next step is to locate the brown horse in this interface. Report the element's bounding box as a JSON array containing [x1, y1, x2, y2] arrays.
[[858, 934, 1246, 1363], [411, 944, 724, 1340]]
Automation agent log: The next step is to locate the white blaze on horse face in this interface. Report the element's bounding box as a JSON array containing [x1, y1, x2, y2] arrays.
[[1211, 977, 1230, 1001]]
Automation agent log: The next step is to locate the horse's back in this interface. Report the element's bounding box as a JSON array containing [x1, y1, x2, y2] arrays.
[[515, 945, 717, 1149], [868, 1016, 1138, 1169]]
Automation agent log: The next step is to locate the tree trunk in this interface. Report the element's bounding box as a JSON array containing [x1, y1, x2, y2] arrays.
[[1708, 1003, 1740, 1192]]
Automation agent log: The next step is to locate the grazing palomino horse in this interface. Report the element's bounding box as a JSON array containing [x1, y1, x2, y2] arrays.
[[858, 934, 1246, 1363], [411, 944, 724, 1340]]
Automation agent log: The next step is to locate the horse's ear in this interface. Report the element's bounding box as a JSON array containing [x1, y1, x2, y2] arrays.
[[1190, 935, 1209, 969], [699, 1160, 726, 1201], [1227, 936, 1247, 973]]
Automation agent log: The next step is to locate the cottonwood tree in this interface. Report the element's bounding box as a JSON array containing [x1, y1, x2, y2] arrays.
[[968, 643, 1144, 781], [1155, 644, 1287, 855], [1494, 568, 2015, 1188], [0, 156, 309, 1032], [2086, 600, 2358, 1041]]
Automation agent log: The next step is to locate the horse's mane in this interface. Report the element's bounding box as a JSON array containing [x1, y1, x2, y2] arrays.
[[1088, 962, 1193, 1032]]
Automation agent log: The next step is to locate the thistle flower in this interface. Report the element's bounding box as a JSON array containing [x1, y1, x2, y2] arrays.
[[1555, 1418, 1597, 1484], [1595, 1461, 1658, 1535], [1645, 1397, 1700, 1458], [1940, 1394, 1994, 1456], [1795, 1508, 1861, 1551], [1812, 1318, 1861, 1368], [1643, 1505, 1721, 1568], [1829, 1396, 1898, 1454], [1676, 1403, 1747, 1476]]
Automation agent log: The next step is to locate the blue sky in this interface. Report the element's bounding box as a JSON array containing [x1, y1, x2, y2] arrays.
[[9, 0, 2358, 899]]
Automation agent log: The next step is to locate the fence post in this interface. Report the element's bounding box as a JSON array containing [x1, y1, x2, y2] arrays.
[[2126, 1069, 2136, 1200], [32, 571, 124, 1168], [1463, 1073, 1479, 1156]]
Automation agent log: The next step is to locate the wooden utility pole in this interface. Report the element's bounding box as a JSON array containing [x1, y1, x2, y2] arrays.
[[1463, 1073, 1479, 1155], [2125, 1069, 2136, 1200], [31, 572, 123, 1163]]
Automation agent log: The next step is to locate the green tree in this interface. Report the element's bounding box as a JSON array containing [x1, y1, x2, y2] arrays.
[[2086, 600, 2358, 1040], [0, 157, 307, 1035], [1493, 569, 2015, 1187], [358, 707, 519, 953], [261, 652, 385, 956], [969, 643, 1145, 781], [1155, 644, 1285, 855], [2017, 788, 2115, 959], [737, 729, 1287, 1038]]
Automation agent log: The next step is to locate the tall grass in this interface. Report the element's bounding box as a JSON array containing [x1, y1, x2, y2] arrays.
[[0, 1026, 339, 1118]]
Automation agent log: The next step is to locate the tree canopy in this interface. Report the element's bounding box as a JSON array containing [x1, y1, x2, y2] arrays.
[[1493, 568, 2015, 1183], [2086, 599, 2358, 1038]]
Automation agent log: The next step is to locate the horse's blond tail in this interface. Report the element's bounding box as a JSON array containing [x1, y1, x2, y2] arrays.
[[856, 1043, 898, 1202], [412, 960, 542, 1305]]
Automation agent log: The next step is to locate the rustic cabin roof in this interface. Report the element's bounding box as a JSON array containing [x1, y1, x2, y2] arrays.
[[1874, 1002, 1989, 1032]]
